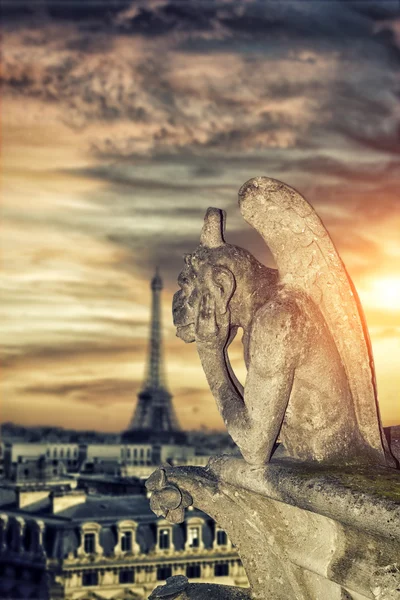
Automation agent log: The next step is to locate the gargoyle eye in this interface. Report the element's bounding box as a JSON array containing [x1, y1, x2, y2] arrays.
[[178, 273, 190, 288]]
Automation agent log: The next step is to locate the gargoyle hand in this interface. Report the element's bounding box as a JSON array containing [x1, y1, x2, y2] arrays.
[[195, 293, 230, 350]]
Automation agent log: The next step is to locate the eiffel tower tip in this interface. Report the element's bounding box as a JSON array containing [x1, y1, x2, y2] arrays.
[[151, 267, 163, 291]]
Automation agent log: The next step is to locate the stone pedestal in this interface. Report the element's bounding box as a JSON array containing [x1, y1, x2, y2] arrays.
[[146, 457, 400, 599]]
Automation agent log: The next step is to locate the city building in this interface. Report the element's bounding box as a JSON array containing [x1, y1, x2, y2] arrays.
[[0, 269, 240, 598], [0, 441, 201, 483], [0, 481, 248, 599]]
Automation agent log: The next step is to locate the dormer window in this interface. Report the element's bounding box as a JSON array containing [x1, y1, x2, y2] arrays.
[[115, 520, 139, 556], [213, 526, 231, 550], [121, 531, 132, 552], [84, 533, 95, 554], [185, 517, 204, 551], [159, 528, 170, 549], [155, 519, 174, 554], [188, 527, 200, 548], [78, 523, 103, 558], [217, 529, 227, 546]]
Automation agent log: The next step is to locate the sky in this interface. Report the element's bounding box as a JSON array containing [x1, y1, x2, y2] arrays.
[[1, 0, 400, 433]]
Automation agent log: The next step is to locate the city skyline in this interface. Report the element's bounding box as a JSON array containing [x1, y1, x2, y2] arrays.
[[1, 0, 400, 431]]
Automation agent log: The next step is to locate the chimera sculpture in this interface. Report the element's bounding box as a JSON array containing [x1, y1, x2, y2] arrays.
[[173, 177, 395, 468], [146, 177, 399, 600]]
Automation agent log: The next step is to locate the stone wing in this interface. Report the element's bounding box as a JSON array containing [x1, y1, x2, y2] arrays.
[[238, 176, 393, 467]]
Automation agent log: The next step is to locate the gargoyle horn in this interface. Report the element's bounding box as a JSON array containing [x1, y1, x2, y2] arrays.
[[200, 207, 226, 248]]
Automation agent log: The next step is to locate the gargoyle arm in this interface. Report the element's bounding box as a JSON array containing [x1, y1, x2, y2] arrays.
[[196, 342, 248, 436], [197, 298, 302, 465]]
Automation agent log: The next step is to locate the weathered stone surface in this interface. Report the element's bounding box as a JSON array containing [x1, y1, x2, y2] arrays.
[[149, 575, 251, 599], [147, 467, 193, 523], [146, 460, 400, 599], [172, 176, 396, 468], [149, 575, 189, 598]]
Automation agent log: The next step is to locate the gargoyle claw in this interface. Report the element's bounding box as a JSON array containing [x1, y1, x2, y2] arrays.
[[146, 468, 193, 524]]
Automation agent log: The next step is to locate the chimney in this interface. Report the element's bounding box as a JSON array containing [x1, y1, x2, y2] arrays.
[[18, 489, 51, 510], [51, 490, 87, 513]]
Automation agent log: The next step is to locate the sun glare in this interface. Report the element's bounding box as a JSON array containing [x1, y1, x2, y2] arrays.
[[371, 277, 400, 311]]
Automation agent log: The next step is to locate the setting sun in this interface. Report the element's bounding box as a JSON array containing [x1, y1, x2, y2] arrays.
[[371, 277, 400, 311]]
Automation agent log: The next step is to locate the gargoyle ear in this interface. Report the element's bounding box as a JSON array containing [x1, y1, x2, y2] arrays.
[[213, 266, 235, 314], [200, 208, 226, 248]]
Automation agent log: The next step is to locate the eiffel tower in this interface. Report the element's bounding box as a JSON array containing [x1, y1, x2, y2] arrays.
[[122, 269, 186, 444]]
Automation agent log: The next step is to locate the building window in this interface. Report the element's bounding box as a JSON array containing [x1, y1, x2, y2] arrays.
[[157, 566, 172, 581], [134, 448, 137, 457], [214, 563, 229, 577], [140, 448, 144, 458], [121, 531, 132, 552], [186, 564, 201, 579], [159, 529, 170, 550], [188, 527, 200, 548], [60, 449, 64, 458], [84, 533, 95, 554], [119, 569, 134, 584], [66, 449, 71, 458], [126, 448, 131, 458], [121, 448, 125, 458], [216, 530, 228, 546], [74, 448, 78, 458], [46, 449, 50, 457], [53, 449, 57, 458], [82, 571, 98, 586]]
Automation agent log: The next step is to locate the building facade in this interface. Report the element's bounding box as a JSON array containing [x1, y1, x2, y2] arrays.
[[0, 485, 248, 599], [0, 441, 199, 482]]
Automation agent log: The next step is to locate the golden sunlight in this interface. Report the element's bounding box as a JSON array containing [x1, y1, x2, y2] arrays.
[[370, 277, 400, 311]]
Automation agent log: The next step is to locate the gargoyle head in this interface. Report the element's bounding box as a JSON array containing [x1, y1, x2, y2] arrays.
[[173, 207, 277, 343]]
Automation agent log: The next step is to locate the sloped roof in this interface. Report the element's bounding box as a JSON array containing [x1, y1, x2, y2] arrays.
[[56, 494, 155, 522]]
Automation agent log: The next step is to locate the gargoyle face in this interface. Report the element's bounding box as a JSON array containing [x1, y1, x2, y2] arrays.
[[173, 254, 198, 343], [173, 249, 235, 343], [174, 207, 261, 343], [173, 252, 213, 343]]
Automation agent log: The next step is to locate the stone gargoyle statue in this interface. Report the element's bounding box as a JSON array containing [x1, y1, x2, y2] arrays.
[[173, 176, 395, 468]]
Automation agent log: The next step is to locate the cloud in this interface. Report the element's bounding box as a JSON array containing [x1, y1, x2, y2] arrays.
[[2, 1, 399, 164], [22, 378, 138, 407], [1, 0, 400, 431]]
